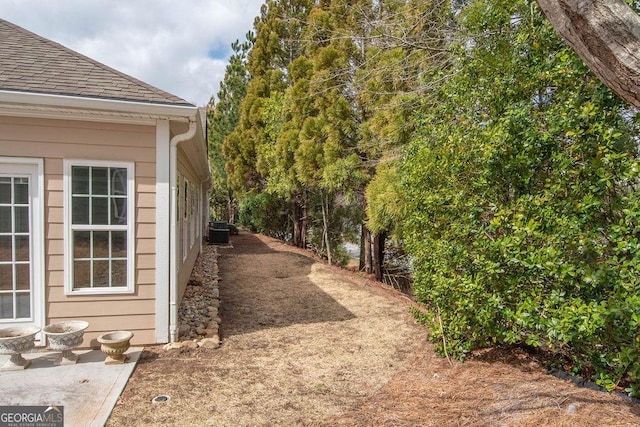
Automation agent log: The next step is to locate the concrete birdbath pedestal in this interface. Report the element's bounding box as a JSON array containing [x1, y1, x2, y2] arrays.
[[97, 331, 133, 365], [0, 326, 40, 371], [43, 320, 89, 365]]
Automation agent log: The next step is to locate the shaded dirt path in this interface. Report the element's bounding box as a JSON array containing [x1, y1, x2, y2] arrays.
[[108, 232, 640, 426]]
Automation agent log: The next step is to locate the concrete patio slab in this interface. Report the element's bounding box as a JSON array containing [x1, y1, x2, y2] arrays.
[[0, 347, 141, 427]]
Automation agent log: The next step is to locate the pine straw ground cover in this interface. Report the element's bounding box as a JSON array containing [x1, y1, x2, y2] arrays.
[[107, 232, 640, 426]]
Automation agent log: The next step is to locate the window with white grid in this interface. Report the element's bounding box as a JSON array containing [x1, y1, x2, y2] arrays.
[[64, 161, 135, 294], [0, 176, 31, 320]]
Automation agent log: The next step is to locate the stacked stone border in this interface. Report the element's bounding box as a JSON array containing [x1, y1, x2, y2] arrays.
[[163, 244, 221, 350]]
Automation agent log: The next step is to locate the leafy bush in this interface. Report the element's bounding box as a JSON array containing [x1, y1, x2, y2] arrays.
[[402, 0, 640, 396], [237, 192, 290, 240]]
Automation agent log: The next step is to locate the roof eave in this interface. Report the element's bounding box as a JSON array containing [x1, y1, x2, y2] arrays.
[[0, 89, 198, 119]]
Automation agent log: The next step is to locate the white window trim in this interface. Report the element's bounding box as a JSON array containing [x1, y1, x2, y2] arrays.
[[63, 159, 135, 295], [0, 157, 44, 334], [190, 182, 196, 248], [182, 176, 188, 262]]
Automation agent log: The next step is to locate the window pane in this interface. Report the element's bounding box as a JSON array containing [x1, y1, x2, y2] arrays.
[[93, 231, 109, 258], [0, 206, 10, 232], [111, 168, 127, 195], [91, 197, 108, 225], [14, 179, 28, 204], [0, 236, 11, 261], [73, 231, 91, 258], [69, 163, 131, 292], [14, 206, 28, 233], [176, 177, 180, 219], [0, 294, 13, 319], [112, 260, 127, 286], [14, 235, 29, 261], [111, 198, 127, 225], [72, 196, 89, 224], [93, 260, 109, 287], [184, 182, 188, 218], [0, 264, 12, 291], [0, 178, 11, 204], [15, 264, 29, 290], [111, 231, 127, 258], [72, 166, 89, 194], [73, 261, 91, 288], [92, 167, 108, 195], [16, 293, 30, 318]]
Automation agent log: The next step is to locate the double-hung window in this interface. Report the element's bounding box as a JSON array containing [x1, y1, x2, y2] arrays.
[[64, 160, 134, 294]]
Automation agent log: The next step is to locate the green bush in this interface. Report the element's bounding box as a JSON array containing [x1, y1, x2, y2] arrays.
[[402, 0, 640, 396], [237, 192, 290, 239]]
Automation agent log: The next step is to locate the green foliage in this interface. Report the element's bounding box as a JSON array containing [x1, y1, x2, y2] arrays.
[[402, 0, 640, 395], [237, 192, 290, 239], [224, 0, 446, 264], [208, 34, 254, 220], [365, 161, 406, 237], [225, 0, 315, 196]]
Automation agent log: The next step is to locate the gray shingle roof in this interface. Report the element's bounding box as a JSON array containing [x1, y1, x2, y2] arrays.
[[0, 18, 193, 106]]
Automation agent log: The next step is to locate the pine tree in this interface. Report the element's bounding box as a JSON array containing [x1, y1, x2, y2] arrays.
[[224, 0, 314, 195], [208, 34, 254, 222], [355, 0, 454, 278]]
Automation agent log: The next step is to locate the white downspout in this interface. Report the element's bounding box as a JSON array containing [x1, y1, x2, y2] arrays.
[[169, 120, 197, 342]]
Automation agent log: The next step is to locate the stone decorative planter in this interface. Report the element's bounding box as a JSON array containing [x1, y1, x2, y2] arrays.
[[43, 320, 89, 365], [0, 326, 40, 371], [97, 331, 133, 365]]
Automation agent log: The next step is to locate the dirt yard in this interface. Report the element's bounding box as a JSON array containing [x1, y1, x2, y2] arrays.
[[107, 232, 640, 426]]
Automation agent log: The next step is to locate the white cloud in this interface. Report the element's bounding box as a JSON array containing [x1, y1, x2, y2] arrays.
[[0, 0, 264, 106]]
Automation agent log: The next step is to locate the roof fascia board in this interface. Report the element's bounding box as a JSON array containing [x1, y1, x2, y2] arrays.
[[0, 89, 198, 118], [177, 107, 210, 180], [0, 106, 160, 125]]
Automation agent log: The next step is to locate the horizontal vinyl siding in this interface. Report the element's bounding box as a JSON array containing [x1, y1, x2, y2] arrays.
[[48, 299, 155, 317], [48, 284, 156, 302], [175, 145, 203, 304], [67, 315, 156, 331], [137, 207, 155, 221], [137, 223, 156, 238], [0, 116, 157, 346], [178, 244, 199, 303]]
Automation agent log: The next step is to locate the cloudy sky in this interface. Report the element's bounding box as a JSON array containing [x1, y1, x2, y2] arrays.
[[0, 0, 265, 106]]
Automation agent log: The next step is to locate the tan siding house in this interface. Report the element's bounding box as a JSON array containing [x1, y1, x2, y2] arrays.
[[0, 19, 210, 346]]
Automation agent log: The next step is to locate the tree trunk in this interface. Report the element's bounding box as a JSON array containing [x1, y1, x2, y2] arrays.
[[536, 0, 640, 109], [227, 194, 236, 224], [292, 192, 306, 248], [301, 198, 307, 249], [359, 226, 365, 271], [293, 197, 303, 247], [321, 192, 332, 265], [360, 226, 372, 273], [373, 231, 387, 282]]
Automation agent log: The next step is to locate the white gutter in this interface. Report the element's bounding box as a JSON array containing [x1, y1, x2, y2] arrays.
[[169, 119, 198, 342], [0, 89, 197, 118]]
